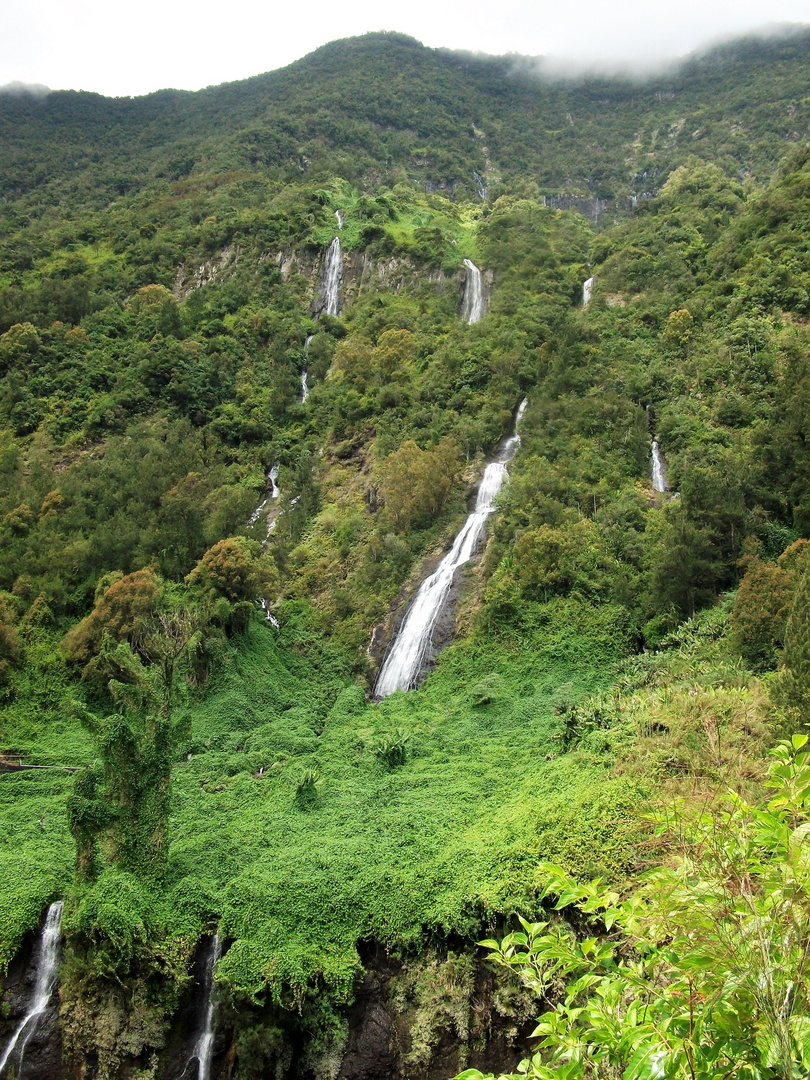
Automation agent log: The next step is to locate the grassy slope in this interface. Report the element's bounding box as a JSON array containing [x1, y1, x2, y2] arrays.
[[1, 589, 774, 1013]]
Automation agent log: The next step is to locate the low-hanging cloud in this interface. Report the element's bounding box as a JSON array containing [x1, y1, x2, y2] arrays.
[[499, 20, 809, 83]]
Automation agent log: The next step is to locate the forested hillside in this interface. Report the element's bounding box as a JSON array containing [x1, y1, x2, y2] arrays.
[[2, 28, 810, 1080]]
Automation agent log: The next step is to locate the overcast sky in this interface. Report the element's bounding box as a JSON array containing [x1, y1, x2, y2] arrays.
[[1, 0, 808, 98]]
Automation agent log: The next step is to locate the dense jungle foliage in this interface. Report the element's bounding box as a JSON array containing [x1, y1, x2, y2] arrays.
[[2, 26, 810, 1080]]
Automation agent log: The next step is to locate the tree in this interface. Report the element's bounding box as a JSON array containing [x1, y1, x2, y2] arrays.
[[62, 567, 161, 668], [457, 735, 810, 1080], [186, 536, 277, 632], [375, 437, 462, 533], [0, 595, 22, 686], [128, 284, 181, 339], [731, 538, 807, 670], [644, 503, 722, 625], [0, 322, 40, 370], [67, 609, 202, 880], [774, 567, 810, 721], [660, 307, 694, 351]]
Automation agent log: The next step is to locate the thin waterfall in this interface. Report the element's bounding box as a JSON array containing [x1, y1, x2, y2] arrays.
[[651, 440, 669, 492], [258, 598, 280, 628], [301, 335, 312, 402], [461, 259, 486, 324], [374, 400, 527, 698], [247, 465, 280, 529], [0, 901, 64, 1078], [184, 934, 221, 1080], [268, 464, 280, 499], [320, 237, 343, 317], [583, 276, 594, 306], [334, 210, 344, 230]]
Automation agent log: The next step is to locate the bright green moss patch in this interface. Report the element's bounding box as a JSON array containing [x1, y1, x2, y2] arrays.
[[160, 598, 639, 1003]]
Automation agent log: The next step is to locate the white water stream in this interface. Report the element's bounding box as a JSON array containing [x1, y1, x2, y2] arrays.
[[258, 598, 280, 628], [0, 901, 64, 1078], [301, 334, 313, 402], [461, 259, 486, 324], [582, 276, 594, 306], [185, 934, 221, 1080], [321, 237, 343, 317], [247, 465, 280, 532], [374, 400, 527, 698], [651, 440, 669, 492]]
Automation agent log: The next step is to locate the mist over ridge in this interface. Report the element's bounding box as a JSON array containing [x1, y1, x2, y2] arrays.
[[1, 21, 809, 102], [496, 20, 810, 81]]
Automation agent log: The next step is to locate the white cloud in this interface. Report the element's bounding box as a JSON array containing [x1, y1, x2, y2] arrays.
[[0, 0, 808, 97]]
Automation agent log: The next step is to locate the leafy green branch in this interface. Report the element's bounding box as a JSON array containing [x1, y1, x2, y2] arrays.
[[458, 735, 810, 1080]]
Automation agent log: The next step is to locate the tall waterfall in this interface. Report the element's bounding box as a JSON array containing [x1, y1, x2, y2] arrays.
[[651, 440, 669, 492], [582, 276, 594, 306], [374, 400, 527, 699], [186, 934, 221, 1080], [461, 259, 486, 324], [0, 901, 63, 1077], [321, 237, 343, 317]]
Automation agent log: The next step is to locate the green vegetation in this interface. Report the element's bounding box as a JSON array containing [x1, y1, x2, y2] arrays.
[[458, 734, 810, 1080], [1, 27, 810, 1079]]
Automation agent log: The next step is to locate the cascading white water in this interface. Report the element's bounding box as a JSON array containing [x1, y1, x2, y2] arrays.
[[247, 465, 281, 528], [0, 901, 64, 1077], [257, 598, 280, 628], [334, 210, 344, 230], [301, 335, 313, 402], [321, 237, 343, 317], [461, 259, 486, 324], [186, 934, 221, 1080], [374, 400, 528, 699], [651, 440, 669, 492], [583, 276, 594, 306]]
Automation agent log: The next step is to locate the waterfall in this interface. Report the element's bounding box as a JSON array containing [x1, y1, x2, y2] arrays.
[[461, 259, 486, 324], [258, 598, 279, 628], [583, 276, 594, 306], [374, 400, 527, 699], [651, 440, 669, 492], [185, 934, 221, 1080], [0, 901, 64, 1077], [247, 465, 280, 529], [301, 335, 313, 402], [268, 464, 280, 499], [320, 237, 343, 317], [334, 210, 344, 230]]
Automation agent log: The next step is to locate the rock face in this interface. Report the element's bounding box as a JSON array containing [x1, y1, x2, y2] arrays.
[[0, 925, 66, 1080], [158, 936, 228, 1080], [335, 945, 536, 1080], [2, 936, 535, 1080], [172, 244, 240, 300]]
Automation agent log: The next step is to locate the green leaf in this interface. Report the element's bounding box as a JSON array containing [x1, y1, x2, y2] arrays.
[[622, 1042, 668, 1080]]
